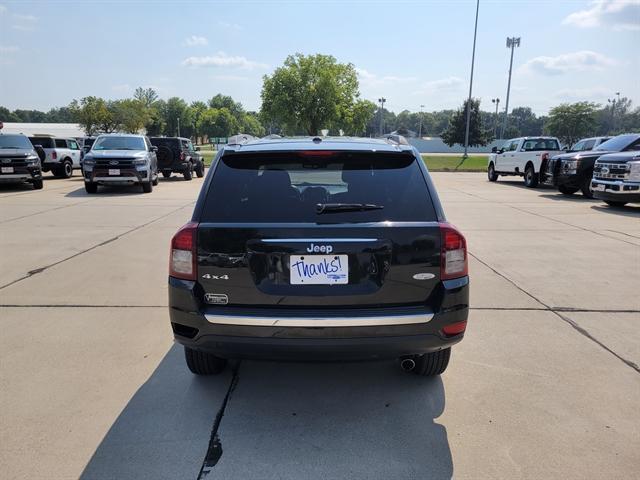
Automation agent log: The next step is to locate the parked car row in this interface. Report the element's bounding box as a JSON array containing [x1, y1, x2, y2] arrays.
[[487, 133, 640, 207], [0, 131, 206, 193]]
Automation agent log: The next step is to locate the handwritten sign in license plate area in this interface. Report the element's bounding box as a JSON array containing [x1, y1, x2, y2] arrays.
[[289, 254, 348, 285]]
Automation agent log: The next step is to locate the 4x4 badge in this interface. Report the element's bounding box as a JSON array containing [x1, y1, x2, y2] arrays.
[[202, 274, 229, 280]]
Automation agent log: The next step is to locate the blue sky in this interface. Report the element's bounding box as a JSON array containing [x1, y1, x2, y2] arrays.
[[0, 0, 638, 115]]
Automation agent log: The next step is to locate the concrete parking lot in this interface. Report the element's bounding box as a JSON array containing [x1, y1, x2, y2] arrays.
[[1, 172, 639, 479]]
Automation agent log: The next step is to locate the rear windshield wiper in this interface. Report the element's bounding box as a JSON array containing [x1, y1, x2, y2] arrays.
[[316, 203, 384, 214]]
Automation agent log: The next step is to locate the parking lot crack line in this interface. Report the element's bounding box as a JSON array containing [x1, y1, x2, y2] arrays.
[[197, 362, 241, 479], [469, 251, 640, 375], [0, 203, 193, 291], [0, 199, 98, 225]]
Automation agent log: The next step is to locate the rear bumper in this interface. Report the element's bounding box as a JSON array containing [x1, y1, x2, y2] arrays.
[[168, 275, 469, 361]]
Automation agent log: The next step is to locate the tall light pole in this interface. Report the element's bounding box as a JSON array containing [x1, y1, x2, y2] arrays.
[[177, 117, 181, 137], [418, 104, 425, 138], [608, 91, 621, 134], [463, 0, 480, 158], [491, 98, 500, 138], [378, 97, 386, 137], [500, 36, 521, 139]]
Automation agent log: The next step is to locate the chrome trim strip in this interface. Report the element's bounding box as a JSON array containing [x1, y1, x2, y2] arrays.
[[592, 179, 640, 186], [91, 177, 140, 182], [261, 238, 378, 243], [0, 174, 31, 179], [205, 313, 433, 327]]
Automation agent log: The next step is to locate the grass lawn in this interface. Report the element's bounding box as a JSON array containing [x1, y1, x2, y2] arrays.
[[199, 145, 486, 172], [421, 155, 487, 172]]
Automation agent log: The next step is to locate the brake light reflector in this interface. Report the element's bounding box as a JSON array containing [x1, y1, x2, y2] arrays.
[[442, 320, 467, 336], [170, 221, 198, 280], [440, 223, 468, 280], [52, 151, 57, 160], [180, 152, 186, 161], [298, 150, 338, 157]]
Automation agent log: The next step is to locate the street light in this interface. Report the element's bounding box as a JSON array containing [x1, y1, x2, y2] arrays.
[[378, 97, 386, 137], [418, 104, 425, 138], [500, 36, 521, 139], [463, 0, 480, 158], [608, 92, 621, 134], [491, 98, 500, 138]]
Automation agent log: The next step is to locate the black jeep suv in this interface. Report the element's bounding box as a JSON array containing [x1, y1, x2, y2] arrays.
[[542, 134, 640, 197], [149, 137, 204, 180], [168, 137, 469, 376]]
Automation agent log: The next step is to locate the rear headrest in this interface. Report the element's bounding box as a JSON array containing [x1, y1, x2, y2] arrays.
[[257, 169, 292, 190], [341, 169, 374, 184]]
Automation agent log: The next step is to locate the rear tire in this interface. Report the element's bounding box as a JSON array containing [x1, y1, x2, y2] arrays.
[[195, 161, 204, 178], [411, 348, 451, 376], [580, 173, 594, 198], [184, 347, 227, 375], [32, 179, 43, 190], [183, 164, 193, 181], [604, 200, 627, 208], [487, 163, 498, 182], [85, 182, 98, 194], [524, 164, 539, 188], [558, 184, 579, 195], [61, 160, 73, 179]]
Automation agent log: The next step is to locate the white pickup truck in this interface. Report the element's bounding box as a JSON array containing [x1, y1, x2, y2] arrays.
[[487, 136, 563, 187]]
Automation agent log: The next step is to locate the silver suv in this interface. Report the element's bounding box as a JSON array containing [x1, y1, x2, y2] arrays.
[[82, 134, 159, 194], [0, 133, 44, 190]]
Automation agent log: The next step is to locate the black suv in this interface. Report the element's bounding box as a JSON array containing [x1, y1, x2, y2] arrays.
[[149, 137, 204, 180], [542, 134, 640, 197], [168, 137, 469, 376], [0, 133, 43, 189]]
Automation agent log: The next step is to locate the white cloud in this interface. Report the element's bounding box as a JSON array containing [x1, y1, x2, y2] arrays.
[[563, 0, 640, 30], [418, 76, 464, 93], [355, 68, 417, 87], [183, 35, 208, 47], [553, 87, 613, 101], [218, 21, 242, 30], [182, 51, 268, 70], [518, 51, 618, 76], [0, 4, 7, 14], [0, 45, 19, 54], [12, 13, 37, 31]]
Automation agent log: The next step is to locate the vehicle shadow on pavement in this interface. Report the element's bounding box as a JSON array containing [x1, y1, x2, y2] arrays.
[[201, 360, 452, 480], [591, 204, 640, 215], [80, 347, 452, 480], [65, 185, 151, 197], [539, 193, 599, 203]]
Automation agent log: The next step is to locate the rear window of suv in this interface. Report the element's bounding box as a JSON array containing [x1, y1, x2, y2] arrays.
[[29, 137, 55, 148], [521, 138, 560, 151], [201, 151, 436, 223]]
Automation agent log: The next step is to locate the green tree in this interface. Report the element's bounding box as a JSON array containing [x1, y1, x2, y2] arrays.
[[198, 108, 239, 139], [544, 102, 598, 146], [0, 106, 21, 122], [145, 99, 166, 136], [160, 97, 193, 137], [261, 53, 360, 135], [241, 112, 266, 137], [190, 101, 208, 143], [340, 99, 376, 136], [133, 87, 159, 108], [441, 98, 488, 148], [111, 99, 148, 133], [208, 94, 244, 117], [70, 97, 113, 135]]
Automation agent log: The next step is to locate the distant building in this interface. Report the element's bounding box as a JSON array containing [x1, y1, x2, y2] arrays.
[[0, 122, 86, 138]]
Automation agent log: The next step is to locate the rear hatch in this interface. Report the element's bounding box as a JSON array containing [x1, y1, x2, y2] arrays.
[[196, 150, 443, 309]]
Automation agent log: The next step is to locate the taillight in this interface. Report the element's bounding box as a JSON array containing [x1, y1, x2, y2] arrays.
[[298, 150, 338, 157], [439, 223, 468, 280], [170, 221, 198, 280], [52, 151, 57, 160], [541, 152, 549, 162], [180, 152, 186, 161], [442, 320, 467, 336]]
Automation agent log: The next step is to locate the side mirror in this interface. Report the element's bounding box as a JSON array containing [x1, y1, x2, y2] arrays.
[[491, 146, 497, 153], [150, 146, 158, 152], [34, 144, 43, 149], [195, 146, 201, 151]]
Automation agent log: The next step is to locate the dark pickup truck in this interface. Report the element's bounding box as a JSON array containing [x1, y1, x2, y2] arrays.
[[542, 134, 640, 197], [149, 137, 204, 180], [168, 136, 469, 377]]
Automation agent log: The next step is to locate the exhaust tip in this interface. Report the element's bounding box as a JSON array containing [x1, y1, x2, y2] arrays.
[[400, 358, 416, 372]]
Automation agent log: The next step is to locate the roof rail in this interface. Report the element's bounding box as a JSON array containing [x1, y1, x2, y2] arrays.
[[384, 134, 410, 146]]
